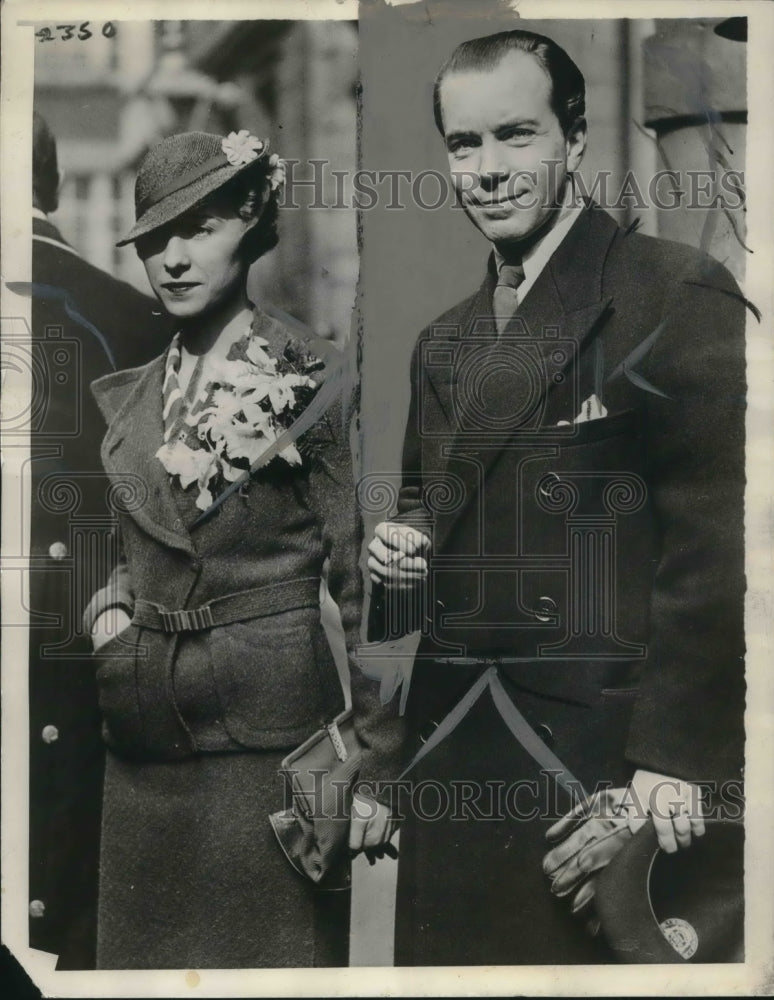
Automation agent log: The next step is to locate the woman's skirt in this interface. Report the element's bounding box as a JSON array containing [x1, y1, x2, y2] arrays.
[[96, 747, 349, 969]]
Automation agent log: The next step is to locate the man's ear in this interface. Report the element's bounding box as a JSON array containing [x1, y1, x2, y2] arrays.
[[565, 117, 587, 173]]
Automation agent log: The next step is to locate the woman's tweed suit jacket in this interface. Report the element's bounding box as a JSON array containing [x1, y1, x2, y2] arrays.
[[85, 305, 402, 786]]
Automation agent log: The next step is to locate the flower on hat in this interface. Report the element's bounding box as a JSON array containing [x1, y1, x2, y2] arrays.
[[268, 153, 287, 192], [221, 130, 264, 167]]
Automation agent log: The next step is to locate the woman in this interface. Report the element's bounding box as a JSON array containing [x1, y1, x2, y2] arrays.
[[84, 130, 399, 969]]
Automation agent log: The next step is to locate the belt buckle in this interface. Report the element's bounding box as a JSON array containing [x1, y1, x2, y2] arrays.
[[159, 605, 215, 632]]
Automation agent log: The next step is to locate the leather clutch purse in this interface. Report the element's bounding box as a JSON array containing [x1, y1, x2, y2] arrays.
[[268, 709, 362, 891]]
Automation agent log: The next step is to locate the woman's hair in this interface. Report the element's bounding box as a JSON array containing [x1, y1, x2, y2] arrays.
[[433, 29, 586, 138], [210, 164, 280, 264]]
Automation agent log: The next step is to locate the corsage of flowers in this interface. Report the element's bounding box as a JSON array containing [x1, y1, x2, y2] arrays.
[[221, 130, 287, 192], [156, 330, 324, 511]]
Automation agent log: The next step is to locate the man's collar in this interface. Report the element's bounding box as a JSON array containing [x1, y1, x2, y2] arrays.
[[32, 213, 81, 257]]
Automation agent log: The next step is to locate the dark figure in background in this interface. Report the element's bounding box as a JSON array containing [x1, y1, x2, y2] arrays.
[[27, 112, 166, 968], [368, 30, 746, 965]]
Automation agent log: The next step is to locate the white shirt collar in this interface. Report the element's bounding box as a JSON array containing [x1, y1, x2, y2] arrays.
[[493, 185, 584, 305], [32, 207, 49, 222]]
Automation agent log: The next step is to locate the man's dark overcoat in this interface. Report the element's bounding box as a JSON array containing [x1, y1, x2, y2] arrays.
[[28, 216, 165, 968], [370, 203, 747, 965]]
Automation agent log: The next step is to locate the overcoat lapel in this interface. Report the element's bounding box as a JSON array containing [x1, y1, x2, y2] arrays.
[[423, 276, 496, 433], [95, 354, 196, 556], [432, 205, 619, 552]]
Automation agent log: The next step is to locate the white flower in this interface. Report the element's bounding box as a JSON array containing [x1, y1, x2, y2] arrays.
[[245, 336, 273, 368], [221, 130, 264, 167], [156, 440, 217, 490], [268, 152, 287, 192], [194, 486, 214, 511], [279, 443, 303, 466], [267, 372, 314, 414], [241, 397, 274, 429]]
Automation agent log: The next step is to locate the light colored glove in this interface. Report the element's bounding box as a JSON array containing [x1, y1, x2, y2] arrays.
[[543, 771, 706, 934], [543, 788, 636, 932]]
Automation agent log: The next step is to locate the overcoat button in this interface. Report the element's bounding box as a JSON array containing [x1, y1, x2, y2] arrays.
[[48, 541, 67, 560], [536, 723, 554, 746], [41, 725, 59, 744], [29, 900, 45, 918]]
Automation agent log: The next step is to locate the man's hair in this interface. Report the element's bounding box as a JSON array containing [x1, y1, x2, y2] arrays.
[[433, 29, 586, 138], [32, 110, 60, 214]]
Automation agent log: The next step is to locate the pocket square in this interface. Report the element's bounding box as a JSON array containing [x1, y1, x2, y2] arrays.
[[557, 394, 608, 426]]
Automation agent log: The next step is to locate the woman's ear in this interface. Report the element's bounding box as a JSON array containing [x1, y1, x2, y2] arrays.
[[238, 180, 280, 264], [241, 181, 273, 232]]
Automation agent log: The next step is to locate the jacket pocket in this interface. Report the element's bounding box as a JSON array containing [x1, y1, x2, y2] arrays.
[[209, 608, 332, 746], [555, 408, 638, 449], [94, 623, 144, 751]]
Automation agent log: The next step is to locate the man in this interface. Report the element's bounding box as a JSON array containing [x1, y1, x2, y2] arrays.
[[27, 111, 166, 968], [367, 30, 745, 964]]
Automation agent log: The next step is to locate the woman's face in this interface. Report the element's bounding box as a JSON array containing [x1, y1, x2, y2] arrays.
[[136, 193, 257, 321]]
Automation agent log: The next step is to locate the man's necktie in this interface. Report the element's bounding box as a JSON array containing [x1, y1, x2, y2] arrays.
[[493, 260, 525, 336]]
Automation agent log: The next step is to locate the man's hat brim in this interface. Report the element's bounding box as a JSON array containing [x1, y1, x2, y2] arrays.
[[594, 818, 744, 963]]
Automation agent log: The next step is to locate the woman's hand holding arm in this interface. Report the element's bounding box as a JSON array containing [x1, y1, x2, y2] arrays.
[[90, 605, 132, 652], [348, 792, 398, 863]]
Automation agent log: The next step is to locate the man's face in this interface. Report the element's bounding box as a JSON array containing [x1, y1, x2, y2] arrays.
[[439, 50, 586, 250]]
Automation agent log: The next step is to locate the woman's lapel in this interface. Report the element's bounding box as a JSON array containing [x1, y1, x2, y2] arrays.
[[98, 355, 196, 555]]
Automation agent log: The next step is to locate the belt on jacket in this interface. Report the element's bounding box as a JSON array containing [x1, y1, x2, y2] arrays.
[[131, 577, 320, 633]]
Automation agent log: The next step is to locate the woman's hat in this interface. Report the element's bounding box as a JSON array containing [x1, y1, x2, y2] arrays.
[[117, 130, 277, 247], [594, 818, 744, 963]]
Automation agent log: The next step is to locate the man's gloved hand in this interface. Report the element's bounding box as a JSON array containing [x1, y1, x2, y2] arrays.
[[543, 788, 637, 934], [543, 772, 705, 935]]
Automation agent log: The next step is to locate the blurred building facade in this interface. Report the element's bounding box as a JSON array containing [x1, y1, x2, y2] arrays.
[[33, 16, 746, 349], [34, 19, 358, 345]]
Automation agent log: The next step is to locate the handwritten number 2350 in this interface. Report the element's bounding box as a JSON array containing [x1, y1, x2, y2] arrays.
[[35, 22, 117, 42]]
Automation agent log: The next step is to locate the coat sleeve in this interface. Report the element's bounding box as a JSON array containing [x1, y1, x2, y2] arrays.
[[306, 396, 407, 792], [82, 536, 134, 635], [624, 257, 747, 787], [367, 337, 435, 643]]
